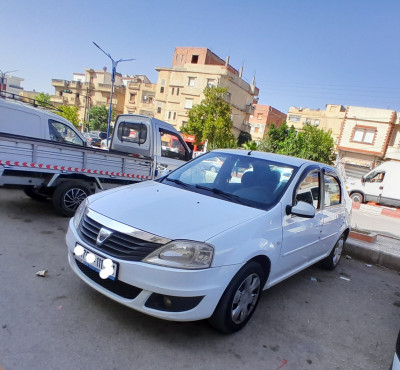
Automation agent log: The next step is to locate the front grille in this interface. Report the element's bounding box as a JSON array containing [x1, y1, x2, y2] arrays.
[[79, 214, 162, 261], [76, 260, 142, 299]]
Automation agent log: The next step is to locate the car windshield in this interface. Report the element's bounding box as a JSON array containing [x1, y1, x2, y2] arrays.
[[162, 152, 297, 210]]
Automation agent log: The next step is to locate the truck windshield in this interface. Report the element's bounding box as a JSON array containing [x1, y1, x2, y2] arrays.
[[162, 152, 296, 210]]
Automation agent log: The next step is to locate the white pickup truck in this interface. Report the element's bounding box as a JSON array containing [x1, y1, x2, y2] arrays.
[[0, 97, 191, 216]]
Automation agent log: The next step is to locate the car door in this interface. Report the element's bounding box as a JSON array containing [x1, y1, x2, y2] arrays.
[[361, 169, 385, 202], [280, 168, 323, 276], [320, 171, 347, 256], [154, 128, 191, 176]]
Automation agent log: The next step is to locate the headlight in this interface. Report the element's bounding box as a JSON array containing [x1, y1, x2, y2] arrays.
[[143, 240, 214, 269], [73, 198, 88, 229]]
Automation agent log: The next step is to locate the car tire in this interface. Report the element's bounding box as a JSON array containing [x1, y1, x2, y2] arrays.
[[24, 187, 47, 201], [52, 182, 90, 217], [350, 192, 364, 203], [208, 260, 266, 334], [320, 236, 345, 270]]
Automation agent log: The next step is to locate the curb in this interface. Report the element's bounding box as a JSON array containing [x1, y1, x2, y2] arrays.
[[344, 238, 400, 272], [352, 202, 400, 218]]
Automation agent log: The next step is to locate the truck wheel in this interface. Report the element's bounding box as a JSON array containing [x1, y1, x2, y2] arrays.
[[52, 182, 90, 217], [350, 192, 364, 203], [24, 187, 47, 201], [208, 261, 265, 334], [320, 235, 345, 270]]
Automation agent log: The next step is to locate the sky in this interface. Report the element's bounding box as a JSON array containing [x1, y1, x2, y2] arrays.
[[2, 0, 400, 114]]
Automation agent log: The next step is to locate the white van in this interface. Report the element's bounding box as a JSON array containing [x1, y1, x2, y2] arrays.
[[0, 98, 87, 145], [346, 161, 400, 207]]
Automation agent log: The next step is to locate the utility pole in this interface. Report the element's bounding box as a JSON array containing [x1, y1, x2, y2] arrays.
[[92, 42, 134, 145]]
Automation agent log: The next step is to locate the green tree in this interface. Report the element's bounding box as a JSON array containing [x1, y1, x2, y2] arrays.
[[56, 105, 80, 128], [258, 122, 335, 164], [181, 86, 235, 150], [242, 141, 258, 150], [88, 105, 115, 132], [35, 93, 51, 108]]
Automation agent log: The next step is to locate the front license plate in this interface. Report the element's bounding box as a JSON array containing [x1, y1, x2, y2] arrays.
[[74, 244, 118, 280]]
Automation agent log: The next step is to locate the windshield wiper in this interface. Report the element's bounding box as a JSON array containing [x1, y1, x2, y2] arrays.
[[164, 178, 190, 188], [195, 185, 244, 204]]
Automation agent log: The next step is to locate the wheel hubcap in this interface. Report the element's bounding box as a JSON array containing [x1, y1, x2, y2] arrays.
[[231, 273, 261, 324], [351, 194, 362, 203], [63, 188, 87, 212], [333, 238, 344, 265]]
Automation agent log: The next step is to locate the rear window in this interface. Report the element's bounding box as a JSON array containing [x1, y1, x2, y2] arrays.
[[117, 122, 147, 144]]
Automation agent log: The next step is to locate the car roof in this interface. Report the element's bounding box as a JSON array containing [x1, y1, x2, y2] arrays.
[[212, 149, 335, 171]]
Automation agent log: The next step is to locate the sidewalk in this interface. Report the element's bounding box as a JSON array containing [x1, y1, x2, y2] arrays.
[[344, 234, 400, 272]]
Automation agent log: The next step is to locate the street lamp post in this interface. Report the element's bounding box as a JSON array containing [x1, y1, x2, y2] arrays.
[[92, 42, 134, 145], [0, 69, 18, 92]]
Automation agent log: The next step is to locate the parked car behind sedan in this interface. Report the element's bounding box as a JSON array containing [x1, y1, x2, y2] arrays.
[[83, 132, 102, 147], [66, 149, 352, 333]]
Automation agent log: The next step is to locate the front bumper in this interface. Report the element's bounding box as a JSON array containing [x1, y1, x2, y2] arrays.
[[66, 219, 241, 321]]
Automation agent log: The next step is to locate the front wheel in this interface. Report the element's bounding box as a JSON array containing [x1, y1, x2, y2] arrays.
[[320, 236, 345, 270], [52, 182, 90, 217], [350, 192, 364, 203], [208, 261, 266, 334]]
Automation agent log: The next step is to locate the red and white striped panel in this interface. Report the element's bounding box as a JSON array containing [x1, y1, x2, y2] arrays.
[[0, 160, 150, 180]]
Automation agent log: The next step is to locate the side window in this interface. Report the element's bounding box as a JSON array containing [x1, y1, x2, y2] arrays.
[[49, 121, 84, 146], [365, 171, 385, 183], [295, 171, 320, 209], [160, 130, 188, 161], [117, 121, 147, 144], [324, 174, 341, 207]]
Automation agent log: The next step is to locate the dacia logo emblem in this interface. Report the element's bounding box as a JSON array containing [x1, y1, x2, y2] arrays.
[[97, 227, 113, 246]]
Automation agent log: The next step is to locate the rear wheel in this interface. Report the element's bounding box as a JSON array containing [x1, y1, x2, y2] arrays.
[[208, 261, 266, 334], [350, 192, 364, 203], [320, 236, 345, 270], [52, 182, 90, 217]]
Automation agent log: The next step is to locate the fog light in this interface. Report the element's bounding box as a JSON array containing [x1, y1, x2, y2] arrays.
[[163, 296, 172, 308]]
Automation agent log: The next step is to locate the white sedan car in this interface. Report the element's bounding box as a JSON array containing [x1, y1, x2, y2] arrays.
[[66, 149, 351, 333]]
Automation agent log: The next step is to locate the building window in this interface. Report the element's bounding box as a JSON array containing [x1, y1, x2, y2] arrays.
[[175, 54, 179, 62], [171, 87, 175, 95], [168, 111, 171, 119], [288, 115, 301, 122], [207, 78, 215, 87], [254, 127, 259, 133], [160, 86, 164, 93], [314, 119, 320, 127], [184, 99, 193, 109], [188, 77, 196, 87], [148, 97, 153, 104], [257, 113, 263, 119], [191, 55, 199, 64], [352, 127, 376, 144], [157, 107, 161, 114], [129, 93, 136, 103], [177, 88, 180, 96], [181, 55, 184, 63], [161, 79, 165, 86], [173, 112, 176, 120]]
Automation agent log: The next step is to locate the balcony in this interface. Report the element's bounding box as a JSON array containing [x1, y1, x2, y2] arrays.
[[52, 79, 68, 87], [70, 80, 82, 88], [51, 96, 67, 104], [96, 83, 112, 92]]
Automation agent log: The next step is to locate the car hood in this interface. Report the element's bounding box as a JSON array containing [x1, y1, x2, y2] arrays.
[[89, 181, 265, 241]]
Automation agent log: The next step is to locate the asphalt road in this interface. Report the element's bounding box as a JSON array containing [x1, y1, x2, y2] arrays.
[[1, 188, 399, 370]]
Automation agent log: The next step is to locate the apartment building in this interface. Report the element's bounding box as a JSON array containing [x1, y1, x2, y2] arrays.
[[51, 68, 126, 122], [337, 106, 398, 179], [248, 104, 286, 141], [287, 104, 346, 144], [154, 47, 259, 135], [0, 73, 24, 95], [123, 75, 156, 117]]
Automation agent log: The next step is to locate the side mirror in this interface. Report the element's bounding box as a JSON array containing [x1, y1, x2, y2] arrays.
[[286, 201, 315, 218], [361, 176, 365, 184]]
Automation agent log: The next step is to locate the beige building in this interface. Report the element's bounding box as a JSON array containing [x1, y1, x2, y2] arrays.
[[123, 75, 156, 117], [287, 104, 346, 144], [51, 68, 126, 122], [154, 47, 259, 135], [337, 106, 398, 178]]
